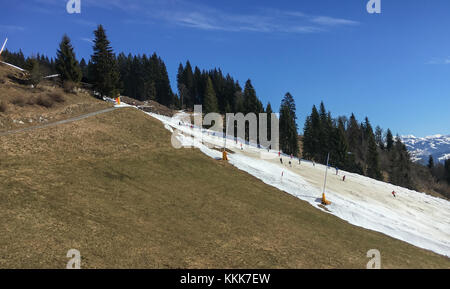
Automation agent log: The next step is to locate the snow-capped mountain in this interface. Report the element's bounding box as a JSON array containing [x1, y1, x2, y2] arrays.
[[401, 134, 450, 164]]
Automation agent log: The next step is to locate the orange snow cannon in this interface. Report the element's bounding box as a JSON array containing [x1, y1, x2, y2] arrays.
[[222, 150, 228, 161], [322, 193, 331, 205], [116, 97, 121, 105]]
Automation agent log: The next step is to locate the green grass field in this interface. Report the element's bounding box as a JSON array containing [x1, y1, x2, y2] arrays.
[[0, 108, 448, 268]]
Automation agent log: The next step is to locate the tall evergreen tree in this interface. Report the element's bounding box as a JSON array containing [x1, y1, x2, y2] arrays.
[[203, 77, 218, 114], [234, 82, 245, 113], [386, 129, 394, 151], [153, 54, 174, 107], [374, 126, 384, 150], [79, 58, 89, 83], [318, 102, 332, 159], [176, 63, 185, 107], [90, 25, 120, 98], [243, 79, 261, 114], [347, 113, 362, 154], [332, 118, 349, 169], [445, 159, 450, 184], [28, 58, 42, 87], [302, 115, 313, 159], [302, 105, 321, 161], [184, 61, 195, 107], [389, 137, 413, 189], [55, 34, 82, 84], [427, 155, 434, 170], [279, 93, 299, 156], [193, 66, 203, 104], [266, 102, 273, 142], [366, 133, 382, 180], [360, 117, 375, 166]]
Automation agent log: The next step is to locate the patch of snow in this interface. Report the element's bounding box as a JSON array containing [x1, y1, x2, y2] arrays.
[[0, 61, 25, 71], [401, 134, 450, 164], [43, 74, 60, 79], [148, 111, 450, 257]]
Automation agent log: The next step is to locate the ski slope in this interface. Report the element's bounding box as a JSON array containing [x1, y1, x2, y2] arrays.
[[125, 106, 450, 258]]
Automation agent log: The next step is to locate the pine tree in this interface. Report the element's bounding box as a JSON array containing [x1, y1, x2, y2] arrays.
[[332, 118, 349, 169], [302, 105, 321, 161], [302, 115, 313, 159], [445, 159, 450, 184], [203, 77, 218, 114], [79, 58, 89, 82], [29, 58, 42, 87], [427, 155, 434, 170], [184, 61, 194, 108], [177, 63, 185, 108], [90, 25, 120, 98], [243, 79, 260, 114], [389, 137, 413, 189], [386, 129, 394, 151], [55, 34, 82, 84], [266, 102, 273, 142], [347, 113, 362, 154], [374, 126, 384, 150], [154, 55, 174, 107], [279, 93, 299, 156], [223, 75, 235, 113], [234, 86, 245, 113], [361, 117, 375, 167], [318, 102, 332, 160], [193, 66, 203, 104], [366, 133, 382, 180]]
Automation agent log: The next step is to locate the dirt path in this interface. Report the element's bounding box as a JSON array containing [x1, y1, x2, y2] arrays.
[[0, 107, 118, 137]]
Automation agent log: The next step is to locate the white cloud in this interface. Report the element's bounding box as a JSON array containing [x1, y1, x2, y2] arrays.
[[81, 37, 94, 44], [155, 6, 357, 34], [0, 25, 25, 31], [310, 16, 359, 26], [426, 57, 450, 65], [31, 0, 360, 34]]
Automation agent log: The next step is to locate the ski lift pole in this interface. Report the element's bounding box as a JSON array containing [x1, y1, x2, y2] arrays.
[[224, 115, 228, 150], [221, 115, 229, 161], [321, 152, 332, 205], [322, 152, 330, 196], [0, 38, 8, 56]]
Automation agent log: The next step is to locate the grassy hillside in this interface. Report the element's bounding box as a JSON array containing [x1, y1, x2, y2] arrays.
[[0, 107, 448, 268], [0, 62, 111, 132]]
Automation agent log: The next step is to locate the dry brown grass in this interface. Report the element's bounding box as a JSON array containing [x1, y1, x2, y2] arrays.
[[36, 94, 54, 108], [63, 81, 77, 94], [0, 101, 8, 113], [48, 92, 65, 103], [11, 95, 26, 107], [0, 63, 111, 132], [0, 108, 448, 269]]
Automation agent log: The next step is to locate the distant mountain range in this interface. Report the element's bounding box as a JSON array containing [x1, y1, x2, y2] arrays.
[[401, 134, 450, 164]]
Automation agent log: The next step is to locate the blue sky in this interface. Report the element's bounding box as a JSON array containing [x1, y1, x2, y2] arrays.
[[1, 0, 449, 137]]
